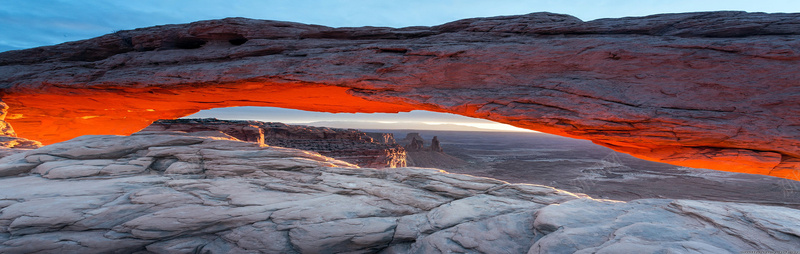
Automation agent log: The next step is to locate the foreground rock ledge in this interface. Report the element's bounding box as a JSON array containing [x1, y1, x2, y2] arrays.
[[1, 11, 800, 179], [0, 133, 797, 253]]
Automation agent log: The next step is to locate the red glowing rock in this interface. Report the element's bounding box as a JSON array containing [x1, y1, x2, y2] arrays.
[[0, 101, 41, 156], [1, 11, 799, 179]]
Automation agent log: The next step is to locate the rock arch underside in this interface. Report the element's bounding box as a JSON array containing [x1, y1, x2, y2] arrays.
[[1, 11, 799, 180]]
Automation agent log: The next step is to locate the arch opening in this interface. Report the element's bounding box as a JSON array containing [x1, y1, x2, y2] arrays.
[[159, 106, 800, 206]]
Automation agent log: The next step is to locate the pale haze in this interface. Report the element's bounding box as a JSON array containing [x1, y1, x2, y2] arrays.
[[185, 107, 536, 132], [3, 0, 797, 131]]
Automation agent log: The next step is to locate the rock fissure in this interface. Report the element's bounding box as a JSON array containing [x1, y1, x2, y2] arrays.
[[665, 202, 763, 248], [528, 85, 645, 108]]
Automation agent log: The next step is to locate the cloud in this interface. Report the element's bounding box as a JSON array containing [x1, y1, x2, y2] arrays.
[[186, 107, 493, 123]]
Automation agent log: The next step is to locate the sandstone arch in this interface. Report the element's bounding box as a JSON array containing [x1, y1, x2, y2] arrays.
[[1, 11, 799, 179]]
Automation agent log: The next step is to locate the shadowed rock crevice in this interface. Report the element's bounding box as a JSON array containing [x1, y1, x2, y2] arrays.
[[1, 11, 799, 179]]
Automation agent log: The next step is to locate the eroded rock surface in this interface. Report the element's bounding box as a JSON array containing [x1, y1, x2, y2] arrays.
[[1, 11, 799, 178], [142, 118, 407, 168], [0, 133, 798, 253], [0, 102, 41, 158]]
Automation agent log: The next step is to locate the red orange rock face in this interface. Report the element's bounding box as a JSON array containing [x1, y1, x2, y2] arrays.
[[2, 12, 800, 180], [3, 82, 417, 145]]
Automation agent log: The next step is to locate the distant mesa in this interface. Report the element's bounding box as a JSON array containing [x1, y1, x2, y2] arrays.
[[364, 132, 396, 144], [401, 133, 426, 151], [400, 133, 443, 153], [431, 136, 443, 153], [141, 119, 466, 170], [302, 121, 515, 132], [142, 118, 407, 168], [399, 132, 466, 169]]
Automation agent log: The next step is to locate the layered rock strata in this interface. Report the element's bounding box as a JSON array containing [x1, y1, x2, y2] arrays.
[[141, 118, 407, 168], [1, 12, 800, 178], [366, 132, 397, 144], [0, 133, 797, 253]]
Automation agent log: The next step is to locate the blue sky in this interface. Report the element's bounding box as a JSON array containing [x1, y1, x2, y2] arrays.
[[3, 0, 798, 131], [2, 0, 798, 52]]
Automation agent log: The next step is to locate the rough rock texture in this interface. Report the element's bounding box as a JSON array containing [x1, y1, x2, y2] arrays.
[[0, 133, 798, 253], [0, 102, 41, 157], [141, 118, 407, 168], [401, 133, 446, 152], [1, 11, 800, 179], [531, 199, 800, 253]]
